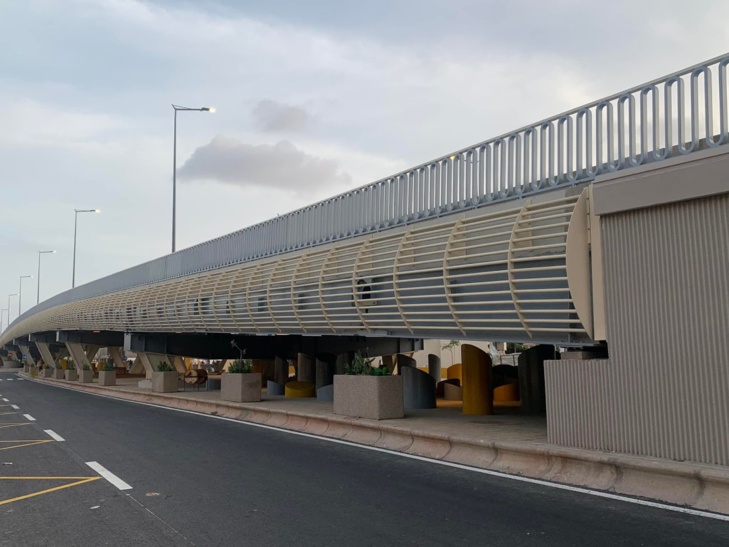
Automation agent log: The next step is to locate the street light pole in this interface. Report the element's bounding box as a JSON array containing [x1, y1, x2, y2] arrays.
[[37, 250, 56, 304], [72, 209, 100, 288], [7, 294, 17, 328], [18, 275, 32, 318], [1, 309, 7, 332], [171, 104, 215, 253]]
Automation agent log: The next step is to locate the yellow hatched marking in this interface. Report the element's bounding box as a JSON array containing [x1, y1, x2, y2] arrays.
[[0, 412, 19, 416], [0, 440, 54, 451], [0, 423, 32, 429], [0, 477, 101, 506]]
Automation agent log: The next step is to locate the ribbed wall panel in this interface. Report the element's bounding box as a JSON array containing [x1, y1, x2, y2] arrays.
[[547, 192, 729, 466]]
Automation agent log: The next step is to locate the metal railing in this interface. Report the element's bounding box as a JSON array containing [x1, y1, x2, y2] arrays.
[[7, 53, 729, 332]]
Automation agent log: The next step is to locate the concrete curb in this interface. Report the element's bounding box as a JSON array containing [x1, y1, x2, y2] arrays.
[[25, 374, 729, 515]]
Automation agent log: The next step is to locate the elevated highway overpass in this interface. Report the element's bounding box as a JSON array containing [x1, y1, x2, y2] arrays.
[[2, 54, 728, 469]]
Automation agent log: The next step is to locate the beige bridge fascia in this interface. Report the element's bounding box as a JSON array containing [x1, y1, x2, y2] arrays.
[[2, 187, 606, 347]]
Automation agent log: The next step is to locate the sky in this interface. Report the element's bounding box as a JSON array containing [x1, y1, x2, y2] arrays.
[[0, 0, 727, 324]]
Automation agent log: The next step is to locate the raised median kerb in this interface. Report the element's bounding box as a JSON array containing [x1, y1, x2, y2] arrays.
[[22, 372, 729, 517]]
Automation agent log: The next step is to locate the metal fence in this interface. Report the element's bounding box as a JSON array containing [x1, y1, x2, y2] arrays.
[[8, 53, 729, 332]]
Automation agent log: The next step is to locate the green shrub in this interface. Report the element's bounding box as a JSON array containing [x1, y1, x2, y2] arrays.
[[157, 361, 174, 372], [103, 359, 115, 372], [228, 359, 253, 373], [345, 351, 391, 376]]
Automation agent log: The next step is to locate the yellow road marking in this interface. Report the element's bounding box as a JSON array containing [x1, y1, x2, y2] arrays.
[[0, 440, 54, 451], [0, 423, 32, 429], [0, 412, 19, 416], [0, 477, 100, 506]]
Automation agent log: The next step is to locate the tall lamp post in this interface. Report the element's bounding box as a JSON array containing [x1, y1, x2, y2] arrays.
[[18, 275, 32, 318], [7, 294, 17, 329], [171, 104, 215, 253], [37, 250, 56, 304], [1, 309, 7, 332], [73, 209, 100, 288]]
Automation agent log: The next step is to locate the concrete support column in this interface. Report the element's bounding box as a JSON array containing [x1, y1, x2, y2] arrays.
[[315, 354, 336, 390], [461, 344, 493, 416], [428, 354, 441, 381], [36, 342, 60, 369], [137, 352, 170, 379], [168, 355, 186, 373], [109, 347, 126, 369], [273, 356, 288, 386], [297, 353, 315, 385], [18, 344, 35, 366], [518, 345, 555, 415], [65, 342, 93, 371], [84, 345, 101, 368], [129, 356, 144, 374]]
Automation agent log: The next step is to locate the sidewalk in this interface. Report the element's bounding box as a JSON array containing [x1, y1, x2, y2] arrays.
[[22, 372, 729, 516]]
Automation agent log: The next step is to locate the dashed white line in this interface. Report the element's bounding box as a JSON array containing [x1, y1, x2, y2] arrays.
[[6, 379, 12, 382], [11, 405, 19, 410], [44, 429, 65, 442], [1, 398, 8, 402], [23, 414, 36, 421], [86, 461, 132, 491]]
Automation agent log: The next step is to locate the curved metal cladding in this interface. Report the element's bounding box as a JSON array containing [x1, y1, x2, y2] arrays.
[[1, 190, 597, 346]]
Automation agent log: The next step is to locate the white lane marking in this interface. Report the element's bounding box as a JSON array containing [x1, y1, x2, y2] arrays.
[[23, 414, 36, 421], [37, 379, 729, 523], [2, 398, 8, 402], [6, 379, 12, 382], [11, 405, 19, 410], [44, 429, 65, 442], [86, 461, 132, 491]]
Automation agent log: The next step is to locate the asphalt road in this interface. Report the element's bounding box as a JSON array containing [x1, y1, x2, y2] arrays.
[[1, 370, 728, 546]]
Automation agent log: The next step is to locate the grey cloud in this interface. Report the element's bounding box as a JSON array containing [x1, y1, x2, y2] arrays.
[[252, 100, 312, 132], [178, 136, 351, 193]]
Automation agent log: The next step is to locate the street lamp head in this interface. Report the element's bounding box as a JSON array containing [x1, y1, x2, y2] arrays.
[[95, 209, 101, 213], [208, 107, 216, 113]]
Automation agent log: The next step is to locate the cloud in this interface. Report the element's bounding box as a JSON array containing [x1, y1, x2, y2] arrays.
[[252, 100, 312, 132], [177, 136, 351, 193]]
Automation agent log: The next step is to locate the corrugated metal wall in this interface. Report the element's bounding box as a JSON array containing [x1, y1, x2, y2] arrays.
[[547, 192, 729, 466]]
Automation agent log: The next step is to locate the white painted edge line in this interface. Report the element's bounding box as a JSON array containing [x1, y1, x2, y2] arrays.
[[86, 461, 132, 491], [23, 414, 36, 421], [11, 404, 19, 410], [44, 429, 65, 442], [32, 377, 729, 522]]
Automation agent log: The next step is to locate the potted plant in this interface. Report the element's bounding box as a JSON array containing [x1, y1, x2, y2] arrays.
[[152, 361, 178, 393], [333, 352, 404, 420], [64, 359, 78, 381], [79, 362, 94, 383], [98, 358, 116, 386], [221, 341, 261, 403]]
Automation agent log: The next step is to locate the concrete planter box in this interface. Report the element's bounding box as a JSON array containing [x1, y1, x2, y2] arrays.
[[98, 370, 116, 386], [333, 375, 404, 420], [3, 360, 22, 368], [79, 370, 94, 383], [65, 370, 78, 382], [50, 369, 62, 379], [152, 371, 179, 393], [221, 373, 262, 402]]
